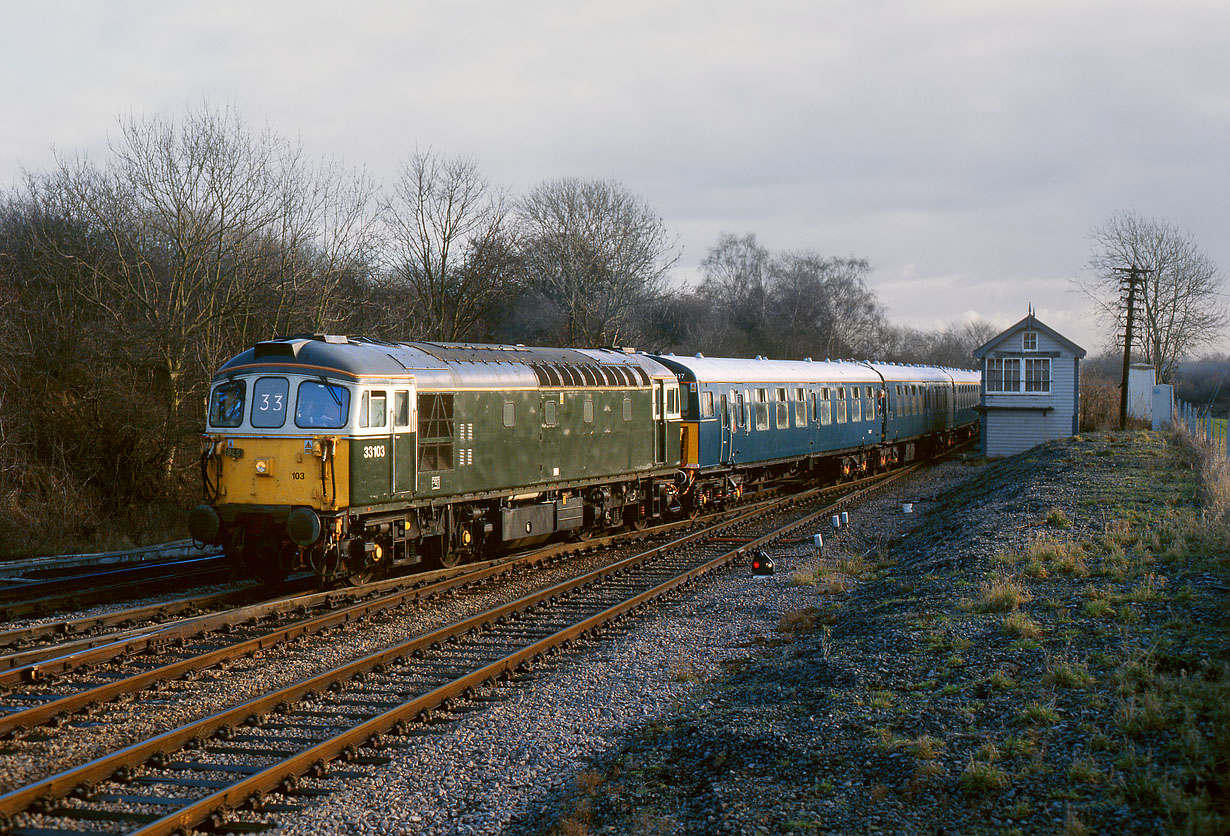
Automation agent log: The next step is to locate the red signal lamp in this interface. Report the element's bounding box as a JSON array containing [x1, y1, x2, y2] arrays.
[[751, 550, 775, 576]]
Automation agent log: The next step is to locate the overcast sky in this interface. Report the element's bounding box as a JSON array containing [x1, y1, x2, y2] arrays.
[[3, 1, 1227, 356]]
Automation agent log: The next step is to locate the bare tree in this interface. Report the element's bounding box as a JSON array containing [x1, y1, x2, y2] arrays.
[[1079, 211, 1227, 382], [766, 252, 881, 360], [516, 178, 679, 347], [696, 232, 770, 354], [20, 103, 375, 480], [380, 150, 511, 341]]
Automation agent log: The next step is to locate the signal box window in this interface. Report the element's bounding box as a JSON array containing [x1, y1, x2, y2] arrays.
[[251, 377, 288, 428], [987, 359, 1022, 393], [1023, 331, 1037, 351], [1025, 358, 1051, 392], [209, 380, 246, 428], [418, 392, 454, 472]]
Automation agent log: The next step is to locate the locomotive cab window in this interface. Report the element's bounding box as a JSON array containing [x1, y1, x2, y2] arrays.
[[666, 384, 680, 419], [295, 381, 350, 429], [700, 389, 714, 418], [543, 399, 557, 426], [359, 391, 387, 429], [209, 380, 246, 428], [250, 377, 288, 428]]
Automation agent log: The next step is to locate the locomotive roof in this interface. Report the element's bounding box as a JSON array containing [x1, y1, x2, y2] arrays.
[[214, 336, 671, 390]]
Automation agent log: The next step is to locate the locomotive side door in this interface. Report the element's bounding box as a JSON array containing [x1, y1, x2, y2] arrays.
[[355, 388, 394, 503], [392, 385, 416, 495], [654, 381, 666, 464]]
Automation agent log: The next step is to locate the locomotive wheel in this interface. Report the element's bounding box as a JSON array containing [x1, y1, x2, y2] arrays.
[[422, 536, 461, 570], [345, 569, 374, 587], [243, 542, 289, 585]]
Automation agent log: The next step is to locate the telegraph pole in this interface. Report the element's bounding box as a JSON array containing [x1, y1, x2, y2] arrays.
[[1115, 266, 1150, 429]]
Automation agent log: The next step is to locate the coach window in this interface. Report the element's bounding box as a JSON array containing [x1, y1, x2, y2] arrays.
[[820, 388, 832, 425], [836, 388, 847, 423], [209, 380, 246, 428], [775, 387, 788, 429], [755, 388, 770, 431], [850, 387, 862, 422], [700, 389, 714, 418], [794, 387, 806, 426], [251, 377, 288, 429]]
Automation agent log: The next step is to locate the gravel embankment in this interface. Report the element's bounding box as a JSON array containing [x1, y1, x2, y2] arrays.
[[273, 433, 1227, 836], [265, 455, 990, 836]]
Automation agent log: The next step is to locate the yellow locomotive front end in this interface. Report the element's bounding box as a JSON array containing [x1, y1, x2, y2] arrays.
[[189, 373, 354, 582]]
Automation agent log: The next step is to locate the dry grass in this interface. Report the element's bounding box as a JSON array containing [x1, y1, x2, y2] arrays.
[[968, 573, 1032, 613], [1002, 611, 1044, 639], [958, 757, 1009, 793]]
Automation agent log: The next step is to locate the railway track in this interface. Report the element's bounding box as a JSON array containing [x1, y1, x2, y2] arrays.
[[0, 555, 238, 622], [0, 465, 920, 836]]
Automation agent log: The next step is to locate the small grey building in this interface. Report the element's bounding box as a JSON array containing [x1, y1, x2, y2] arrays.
[[972, 311, 1086, 458]]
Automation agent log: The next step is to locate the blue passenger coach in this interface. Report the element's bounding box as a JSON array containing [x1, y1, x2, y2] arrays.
[[650, 354, 979, 510]]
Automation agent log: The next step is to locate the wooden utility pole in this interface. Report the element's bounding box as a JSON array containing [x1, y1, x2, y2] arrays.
[[1115, 266, 1150, 429]]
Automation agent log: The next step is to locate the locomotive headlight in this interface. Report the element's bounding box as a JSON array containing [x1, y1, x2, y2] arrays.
[[255, 458, 274, 477]]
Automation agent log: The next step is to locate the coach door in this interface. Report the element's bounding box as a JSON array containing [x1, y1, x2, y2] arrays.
[[719, 393, 731, 463]]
